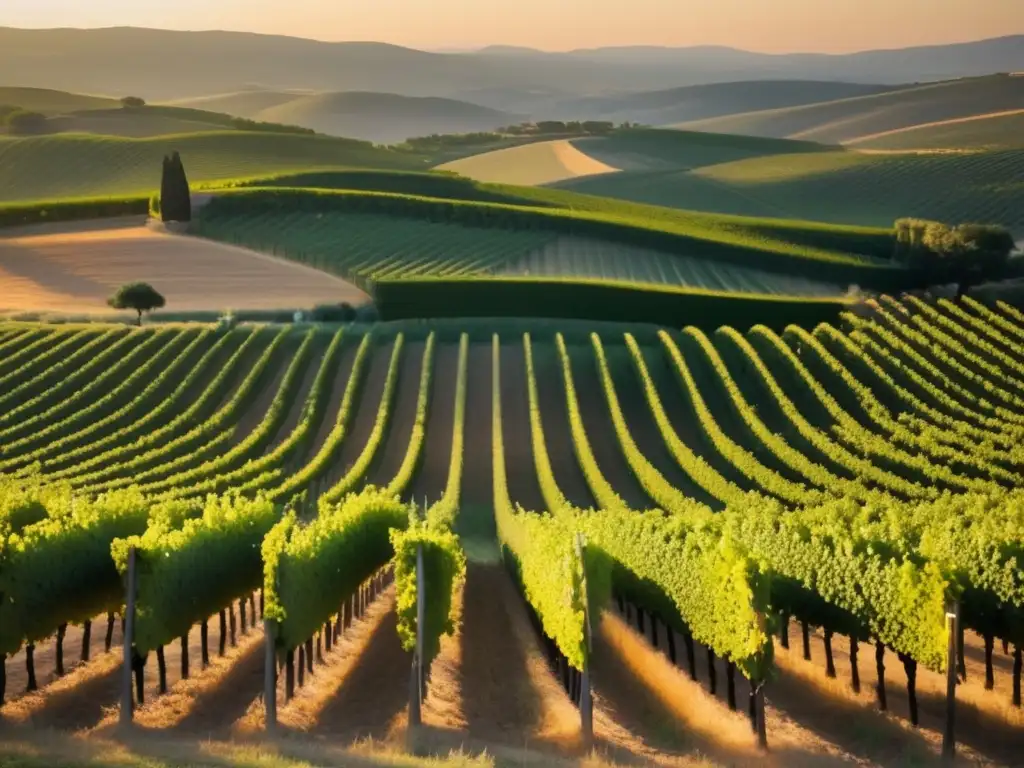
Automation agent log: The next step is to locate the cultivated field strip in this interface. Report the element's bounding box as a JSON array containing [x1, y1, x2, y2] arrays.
[[2, 294, 1024, 745], [192, 209, 851, 298]]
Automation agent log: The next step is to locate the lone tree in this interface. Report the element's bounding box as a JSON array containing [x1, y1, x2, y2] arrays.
[[120, 96, 146, 108], [159, 151, 191, 223], [108, 282, 165, 326]]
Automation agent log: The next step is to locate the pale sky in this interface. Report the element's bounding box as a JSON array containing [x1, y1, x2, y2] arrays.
[[1, 0, 1021, 53]]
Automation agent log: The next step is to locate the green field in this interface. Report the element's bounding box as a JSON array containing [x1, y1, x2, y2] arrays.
[[0, 131, 427, 203]]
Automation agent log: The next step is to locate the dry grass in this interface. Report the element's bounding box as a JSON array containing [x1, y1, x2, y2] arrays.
[[771, 621, 1023, 767], [0, 218, 367, 314], [436, 140, 619, 186], [257, 585, 409, 743]]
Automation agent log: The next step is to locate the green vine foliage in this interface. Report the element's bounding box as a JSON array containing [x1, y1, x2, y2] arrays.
[[262, 488, 413, 651], [390, 520, 466, 664], [110, 492, 280, 654], [491, 334, 587, 670], [0, 488, 150, 656], [583, 508, 773, 681], [390, 334, 468, 661]]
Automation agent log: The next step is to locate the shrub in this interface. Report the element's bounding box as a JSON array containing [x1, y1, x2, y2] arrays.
[[6, 110, 47, 135], [120, 96, 146, 109]]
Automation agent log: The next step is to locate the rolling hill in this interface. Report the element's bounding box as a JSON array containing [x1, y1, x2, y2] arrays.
[[0, 132, 424, 203], [440, 129, 832, 180], [552, 80, 903, 125], [851, 109, 1024, 150], [444, 127, 1024, 233], [1, 26, 1023, 107], [0, 86, 118, 114], [435, 139, 619, 185], [557, 145, 1024, 233], [247, 92, 520, 143], [678, 74, 1024, 144]]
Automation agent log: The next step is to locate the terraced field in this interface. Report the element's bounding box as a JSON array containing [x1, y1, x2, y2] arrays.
[[0, 294, 1022, 767]]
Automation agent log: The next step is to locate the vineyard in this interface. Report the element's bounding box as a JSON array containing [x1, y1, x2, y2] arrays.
[[0, 294, 1022, 764]]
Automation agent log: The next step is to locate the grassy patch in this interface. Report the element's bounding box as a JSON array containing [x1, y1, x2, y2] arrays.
[[0, 131, 426, 203]]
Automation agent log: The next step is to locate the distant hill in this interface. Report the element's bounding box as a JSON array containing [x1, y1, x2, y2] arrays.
[[678, 74, 1024, 144], [0, 100, 316, 139], [552, 80, 904, 125], [0, 86, 118, 114], [248, 92, 520, 143], [165, 90, 312, 117], [0, 131, 424, 203], [1, 26, 1023, 107]]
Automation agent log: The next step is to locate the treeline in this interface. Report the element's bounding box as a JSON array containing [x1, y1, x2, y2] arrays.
[[894, 218, 1020, 296]]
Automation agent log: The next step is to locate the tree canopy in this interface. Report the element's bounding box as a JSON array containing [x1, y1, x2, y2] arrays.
[[5, 110, 47, 135], [894, 218, 1017, 296], [120, 96, 147, 108], [108, 282, 166, 325]]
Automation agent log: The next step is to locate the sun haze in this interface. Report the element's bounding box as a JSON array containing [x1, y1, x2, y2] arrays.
[[2, 0, 1022, 52]]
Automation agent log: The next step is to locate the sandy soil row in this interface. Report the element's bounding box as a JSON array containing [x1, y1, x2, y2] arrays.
[[0, 221, 366, 315], [405, 340, 459, 504], [324, 338, 397, 489], [530, 339, 595, 509], [366, 341, 427, 490], [497, 339, 546, 511]]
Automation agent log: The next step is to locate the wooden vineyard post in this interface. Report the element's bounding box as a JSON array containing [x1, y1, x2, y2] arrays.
[[264, 618, 278, 733], [156, 647, 167, 694], [408, 544, 425, 727], [576, 533, 594, 747], [745, 618, 770, 753], [81, 619, 92, 662], [105, 613, 115, 653], [943, 601, 959, 761], [120, 546, 138, 727], [56, 623, 67, 676]]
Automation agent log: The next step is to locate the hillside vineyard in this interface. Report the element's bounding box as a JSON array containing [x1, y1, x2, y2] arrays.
[[0, 295, 1022, 736]]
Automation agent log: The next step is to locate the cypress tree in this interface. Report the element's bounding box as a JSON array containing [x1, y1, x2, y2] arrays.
[[159, 151, 192, 223]]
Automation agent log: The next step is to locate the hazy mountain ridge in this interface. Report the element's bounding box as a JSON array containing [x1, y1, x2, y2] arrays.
[[1, 26, 1022, 108]]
